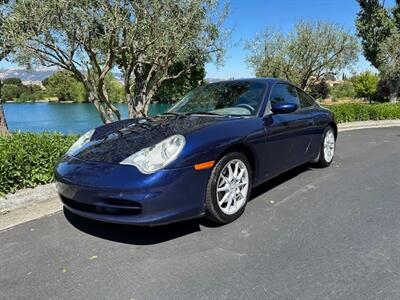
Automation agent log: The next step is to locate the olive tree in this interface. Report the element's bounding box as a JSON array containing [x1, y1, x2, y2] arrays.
[[3, 0, 126, 123], [246, 21, 359, 89], [0, 0, 11, 134], [116, 0, 227, 117]]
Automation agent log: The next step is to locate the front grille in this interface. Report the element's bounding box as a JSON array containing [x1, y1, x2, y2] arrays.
[[60, 195, 142, 216]]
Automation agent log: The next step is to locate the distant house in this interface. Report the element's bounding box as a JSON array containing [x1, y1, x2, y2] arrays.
[[325, 79, 344, 87], [21, 80, 45, 90]]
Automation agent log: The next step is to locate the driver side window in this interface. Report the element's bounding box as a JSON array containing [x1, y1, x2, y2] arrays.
[[270, 83, 300, 106]]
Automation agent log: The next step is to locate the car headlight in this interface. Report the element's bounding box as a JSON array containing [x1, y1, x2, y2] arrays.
[[67, 129, 95, 155], [120, 134, 186, 174]]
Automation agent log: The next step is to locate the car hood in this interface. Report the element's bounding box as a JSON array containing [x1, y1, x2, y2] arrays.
[[71, 115, 225, 164]]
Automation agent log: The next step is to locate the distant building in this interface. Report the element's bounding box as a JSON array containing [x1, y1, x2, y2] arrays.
[[325, 80, 344, 87], [21, 80, 45, 90]]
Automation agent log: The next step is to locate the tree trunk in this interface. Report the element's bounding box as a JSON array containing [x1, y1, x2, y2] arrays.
[[0, 103, 8, 135], [388, 79, 400, 104], [0, 79, 9, 135], [88, 91, 118, 124], [127, 63, 152, 118], [83, 79, 121, 124]]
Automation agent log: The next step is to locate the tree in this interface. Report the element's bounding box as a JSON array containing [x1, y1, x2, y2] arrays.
[[376, 32, 400, 103], [116, 0, 227, 117], [1, 83, 24, 101], [329, 82, 357, 101], [246, 21, 359, 89], [155, 64, 205, 103], [356, 0, 394, 69], [309, 79, 329, 100], [356, 0, 400, 102], [104, 74, 124, 103], [351, 71, 380, 102], [3, 77, 22, 85], [43, 71, 87, 102], [0, 0, 11, 134], [3, 0, 126, 123]]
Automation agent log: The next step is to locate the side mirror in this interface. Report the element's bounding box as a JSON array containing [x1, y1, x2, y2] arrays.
[[271, 102, 298, 114]]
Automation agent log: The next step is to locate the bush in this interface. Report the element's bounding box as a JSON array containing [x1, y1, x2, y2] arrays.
[[351, 71, 379, 101], [329, 81, 356, 100], [327, 103, 400, 123], [0, 132, 77, 197], [309, 80, 329, 100]]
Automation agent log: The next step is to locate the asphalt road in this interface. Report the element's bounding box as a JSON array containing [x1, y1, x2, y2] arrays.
[[1, 127, 400, 300]]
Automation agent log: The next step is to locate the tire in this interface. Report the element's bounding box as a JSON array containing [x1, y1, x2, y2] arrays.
[[205, 152, 252, 224], [313, 126, 336, 168]]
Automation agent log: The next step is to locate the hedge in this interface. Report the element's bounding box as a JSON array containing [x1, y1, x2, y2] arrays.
[[0, 132, 77, 197], [327, 103, 400, 123]]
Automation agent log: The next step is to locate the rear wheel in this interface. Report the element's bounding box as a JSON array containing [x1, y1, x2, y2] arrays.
[[314, 126, 336, 168], [205, 152, 252, 224]]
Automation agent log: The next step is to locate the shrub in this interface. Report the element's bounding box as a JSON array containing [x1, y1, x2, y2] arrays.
[[309, 79, 329, 100], [0, 132, 77, 197], [329, 81, 356, 100], [327, 103, 400, 123], [350, 71, 379, 101]]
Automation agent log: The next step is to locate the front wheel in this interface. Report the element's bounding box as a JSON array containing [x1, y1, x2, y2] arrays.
[[314, 126, 336, 168], [205, 152, 252, 224]]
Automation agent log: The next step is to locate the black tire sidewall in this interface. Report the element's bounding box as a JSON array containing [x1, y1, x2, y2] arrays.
[[205, 152, 252, 224]]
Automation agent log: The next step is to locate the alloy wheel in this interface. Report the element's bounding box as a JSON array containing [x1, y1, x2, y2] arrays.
[[216, 159, 249, 215], [324, 129, 335, 163]]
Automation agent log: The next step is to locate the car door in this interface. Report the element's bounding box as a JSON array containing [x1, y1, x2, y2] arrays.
[[262, 83, 315, 178], [296, 87, 321, 159]]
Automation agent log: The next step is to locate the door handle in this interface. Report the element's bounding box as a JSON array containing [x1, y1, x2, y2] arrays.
[[307, 119, 315, 126]]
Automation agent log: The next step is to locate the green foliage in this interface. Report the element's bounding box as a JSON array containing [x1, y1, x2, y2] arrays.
[[351, 71, 380, 100], [309, 80, 329, 100], [105, 74, 124, 103], [1, 84, 24, 101], [356, 1, 400, 102], [3, 77, 22, 85], [328, 103, 400, 122], [356, 0, 394, 69], [329, 82, 357, 100], [156, 64, 205, 102], [246, 21, 359, 89], [1, 82, 47, 102], [0, 132, 77, 196], [43, 71, 87, 102]]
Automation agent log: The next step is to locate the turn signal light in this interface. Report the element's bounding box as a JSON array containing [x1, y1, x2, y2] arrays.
[[194, 161, 215, 170]]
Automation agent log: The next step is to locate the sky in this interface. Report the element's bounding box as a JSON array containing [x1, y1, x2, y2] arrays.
[[205, 0, 396, 79], [0, 0, 397, 79]]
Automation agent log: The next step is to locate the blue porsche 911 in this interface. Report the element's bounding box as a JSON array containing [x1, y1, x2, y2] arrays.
[[55, 78, 337, 225]]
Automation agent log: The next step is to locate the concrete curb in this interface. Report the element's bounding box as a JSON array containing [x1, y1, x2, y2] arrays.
[[338, 120, 400, 132], [1, 120, 400, 231]]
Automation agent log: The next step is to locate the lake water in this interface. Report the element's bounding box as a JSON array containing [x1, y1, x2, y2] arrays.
[[3, 102, 172, 134]]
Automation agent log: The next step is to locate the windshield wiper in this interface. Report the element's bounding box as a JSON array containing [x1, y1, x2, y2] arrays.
[[160, 112, 182, 116], [184, 111, 223, 116]]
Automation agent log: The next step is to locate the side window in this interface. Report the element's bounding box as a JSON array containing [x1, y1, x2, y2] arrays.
[[269, 83, 300, 106], [297, 88, 316, 109]]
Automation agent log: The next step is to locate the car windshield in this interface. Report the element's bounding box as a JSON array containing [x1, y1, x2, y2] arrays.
[[167, 81, 267, 117]]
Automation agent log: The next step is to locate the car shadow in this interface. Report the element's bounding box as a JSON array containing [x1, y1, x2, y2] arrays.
[[64, 164, 312, 245], [64, 207, 202, 245], [250, 164, 311, 201]]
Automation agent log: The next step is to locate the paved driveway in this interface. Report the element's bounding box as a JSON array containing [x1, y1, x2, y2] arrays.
[[1, 127, 400, 300]]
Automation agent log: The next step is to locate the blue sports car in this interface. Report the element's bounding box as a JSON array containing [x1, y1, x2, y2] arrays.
[[55, 78, 337, 225]]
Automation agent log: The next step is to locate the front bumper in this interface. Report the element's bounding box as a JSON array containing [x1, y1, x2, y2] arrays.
[[55, 156, 211, 225]]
